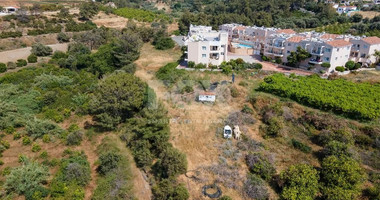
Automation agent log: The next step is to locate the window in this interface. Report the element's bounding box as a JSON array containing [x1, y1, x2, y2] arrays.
[[364, 45, 368, 48], [221, 52, 225, 55], [288, 43, 292, 46], [337, 48, 340, 52], [202, 54, 207, 58], [202, 46, 206, 50], [326, 48, 331, 52], [345, 55, 348, 58], [287, 50, 290, 54], [324, 57, 330, 61], [347, 46, 350, 50], [335, 57, 338, 60]]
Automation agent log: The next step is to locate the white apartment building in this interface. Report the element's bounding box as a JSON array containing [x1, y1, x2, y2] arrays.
[[350, 37, 380, 66], [186, 25, 228, 66], [264, 32, 353, 72], [186, 24, 380, 71]]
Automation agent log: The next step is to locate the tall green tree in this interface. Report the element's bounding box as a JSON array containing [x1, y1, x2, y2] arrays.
[[287, 46, 312, 67], [89, 72, 147, 130]]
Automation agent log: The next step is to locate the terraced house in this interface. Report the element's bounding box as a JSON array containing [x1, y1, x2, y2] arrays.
[[186, 24, 380, 73]]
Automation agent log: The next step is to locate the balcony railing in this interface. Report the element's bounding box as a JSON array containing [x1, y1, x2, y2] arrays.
[[309, 58, 323, 64], [311, 51, 324, 56], [273, 52, 284, 57]]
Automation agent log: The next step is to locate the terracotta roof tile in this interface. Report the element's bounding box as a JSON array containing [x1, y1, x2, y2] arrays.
[[321, 34, 339, 40], [362, 36, 380, 45], [287, 36, 306, 43], [326, 40, 352, 47], [277, 29, 296, 34], [235, 26, 246, 31]]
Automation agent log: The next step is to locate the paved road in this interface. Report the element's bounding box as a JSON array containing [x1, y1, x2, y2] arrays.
[[0, 43, 68, 63]]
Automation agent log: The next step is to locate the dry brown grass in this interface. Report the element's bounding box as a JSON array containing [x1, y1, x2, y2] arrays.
[[343, 70, 380, 84], [353, 11, 380, 19]]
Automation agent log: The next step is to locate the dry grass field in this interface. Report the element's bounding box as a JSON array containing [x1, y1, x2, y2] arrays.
[[352, 11, 380, 19]]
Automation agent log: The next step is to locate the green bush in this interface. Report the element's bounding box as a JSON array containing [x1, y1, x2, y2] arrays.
[[291, 139, 312, 153], [66, 131, 84, 146], [345, 61, 356, 70], [219, 196, 233, 200], [321, 156, 365, 200], [266, 117, 283, 137], [245, 153, 275, 181], [153, 147, 187, 179], [26, 118, 62, 138], [7, 62, 17, 70], [230, 86, 239, 98], [16, 59, 27, 67], [262, 55, 269, 61], [156, 62, 188, 87], [31, 143, 41, 152], [4, 161, 49, 195], [254, 63, 263, 69], [187, 61, 195, 68], [40, 151, 48, 159], [97, 152, 122, 175], [195, 63, 206, 69], [321, 62, 331, 68], [42, 134, 50, 143], [280, 164, 319, 200], [0, 63, 6, 73], [52, 51, 68, 60], [152, 179, 189, 200], [275, 57, 282, 64], [27, 54, 38, 63], [242, 104, 254, 114], [13, 132, 21, 140], [335, 66, 345, 72], [57, 32, 70, 43], [154, 37, 175, 50], [321, 141, 351, 158], [244, 173, 269, 200], [0, 160, 4, 165], [31, 43, 53, 56], [22, 136, 31, 145]]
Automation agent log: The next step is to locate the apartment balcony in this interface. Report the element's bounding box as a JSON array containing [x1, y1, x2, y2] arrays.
[[273, 52, 284, 57], [311, 51, 324, 56], [265, 51, 273, 55], [309, 58, 323, 64], [272, 45, 285, 49]]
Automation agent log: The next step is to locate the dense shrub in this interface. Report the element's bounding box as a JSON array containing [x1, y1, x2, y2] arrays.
[[154, 37, 175, 50], [57, 32, 70, 43], [317, 129, 354, 146], [26, 118, 62, 138], [96, 152, 122, 175], [187, 61, 195, 68], [230, 86, 239, 98], [321, 141, 351, 158], [0, 63, 7, 73], [66, 131, 84, 146], [52, 51, 68, 60], [31, 143, 41, 152], [65, 20, 97, 32], [245, 153, 275, 181], [27, 25, 62, 36], [0, 31, 22, 39], [291, 139, 312, 153], [16, 59, 27, 68], [321, 156, 365, 200], [27, 54, 38, 63], [280, 164, 319, 200], [5, 161, 49, 195], [335, 66, 345, 72], [31, 43, 53, 56], [156, 62, 188, 87], [152, 179, 189, 200], [321, 62, 331, 68], [7, 62, 17, 70], [259, 73, 380, 119], [345, 61, 358, 70], [153, 147, 188, 179], [266, 117, 283, 137]]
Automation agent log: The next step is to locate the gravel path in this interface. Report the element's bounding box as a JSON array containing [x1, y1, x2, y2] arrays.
[[0, 43, 68, 63]]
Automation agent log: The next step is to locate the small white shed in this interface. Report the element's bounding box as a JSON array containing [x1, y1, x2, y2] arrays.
[[199, 92, 216, 102]]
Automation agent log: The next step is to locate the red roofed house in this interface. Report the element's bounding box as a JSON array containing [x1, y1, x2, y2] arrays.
[[350, 36, 380, 67]]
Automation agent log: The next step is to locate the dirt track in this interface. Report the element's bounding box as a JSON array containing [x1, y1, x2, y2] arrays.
[[0, 43, 68, 63]]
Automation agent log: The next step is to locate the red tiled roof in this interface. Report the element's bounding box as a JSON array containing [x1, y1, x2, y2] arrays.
[[326, 40, 352, 47], [235, 26, 246, 31], [287, 36, 306, 43], [362, 36, 380, 45], [321, 34, 339, 40], [277, 29, 296, 34]]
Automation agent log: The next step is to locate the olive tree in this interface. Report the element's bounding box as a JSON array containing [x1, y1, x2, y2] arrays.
[[31, 43, 53, 56]]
